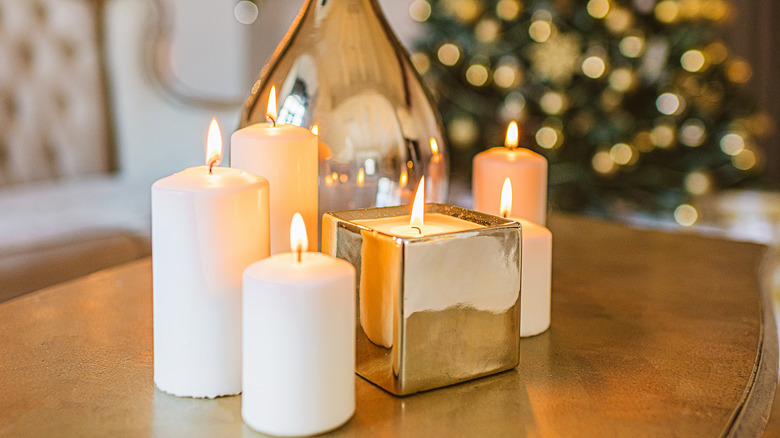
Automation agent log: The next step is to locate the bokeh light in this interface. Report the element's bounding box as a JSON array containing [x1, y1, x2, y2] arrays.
[[409, 0, 432, 22], [437, 43, 461, 66], [674, 204, 698, 226], [582, 56, 607, 78], [234, 1, 259, 25]]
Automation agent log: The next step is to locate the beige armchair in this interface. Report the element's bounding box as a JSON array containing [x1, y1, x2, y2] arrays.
[[0, 0, 148, 302]]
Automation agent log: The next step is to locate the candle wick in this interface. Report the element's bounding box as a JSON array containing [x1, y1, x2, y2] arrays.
[[297, 245, 302, 263], [411, 226, 422, 234], [267, 114, 277, 127], [208, 160, 217, 174]]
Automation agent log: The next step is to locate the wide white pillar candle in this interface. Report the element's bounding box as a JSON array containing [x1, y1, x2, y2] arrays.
[[152, 166, 270, 398], [473, 121, 548, 225], [231, 98, 318, 255], [242, 214, 355, 436]]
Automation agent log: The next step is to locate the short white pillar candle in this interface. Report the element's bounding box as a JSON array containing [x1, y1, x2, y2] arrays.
[[242, 214, 356, 436]]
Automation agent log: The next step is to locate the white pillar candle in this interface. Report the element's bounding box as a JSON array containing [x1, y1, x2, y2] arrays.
[[242, 213, 356, 437], [152, 119, 270, 398], [426, 138, 446, 202], [473, 121, 548, 225], [231, 87, 318, 255], [500, 178, 552, 337]]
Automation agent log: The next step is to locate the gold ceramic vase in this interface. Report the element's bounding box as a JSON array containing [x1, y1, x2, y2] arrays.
[[238, 0, 449, 215]]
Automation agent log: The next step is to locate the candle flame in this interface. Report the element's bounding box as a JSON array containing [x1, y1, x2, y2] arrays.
[[430, 138, 439, 155], [290, 212, 308, 261], [410, 176, 425, 229], [266, 86, 277, 125], [505, 121, 519, 149], [206, 118, 222, 170], [311, 124, 319, 136], [357, 167, 365, 186], [500, 178, 512, 218], [399, 170, 408, 188]]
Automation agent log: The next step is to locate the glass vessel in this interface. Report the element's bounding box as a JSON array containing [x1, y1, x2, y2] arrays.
[[238, 0, 449, 216]]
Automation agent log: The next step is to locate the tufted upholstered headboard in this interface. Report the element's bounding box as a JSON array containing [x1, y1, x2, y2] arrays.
[[0, 0, 113, 186]]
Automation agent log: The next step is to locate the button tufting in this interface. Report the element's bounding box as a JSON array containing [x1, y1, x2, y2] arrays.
[[32, 1, 47, 22], [59, 40, 76, 61], [3, 94, 16, 119], [16, 41, 33, 70], [0, 0, 111, 185], [53, 90, 68, 114]]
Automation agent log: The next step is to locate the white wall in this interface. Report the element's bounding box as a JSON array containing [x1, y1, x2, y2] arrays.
[[105, 0, 422, 185]]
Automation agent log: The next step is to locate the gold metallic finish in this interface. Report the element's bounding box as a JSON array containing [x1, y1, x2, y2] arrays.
[[322, 204, 522, 395], [239, 0, 449, 217]]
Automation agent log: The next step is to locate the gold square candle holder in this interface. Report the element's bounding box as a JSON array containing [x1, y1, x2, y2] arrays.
[[322, 204, 521, 395]]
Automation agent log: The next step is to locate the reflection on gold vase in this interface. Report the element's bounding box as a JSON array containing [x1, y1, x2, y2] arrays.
[[238, 0, 449, 216]]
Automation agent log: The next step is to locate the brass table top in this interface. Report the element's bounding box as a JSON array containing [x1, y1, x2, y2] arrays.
[[1, 214, 776, 437]]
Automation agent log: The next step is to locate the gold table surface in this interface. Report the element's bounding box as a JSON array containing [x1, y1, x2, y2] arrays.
[[1, 214, 777, 437]]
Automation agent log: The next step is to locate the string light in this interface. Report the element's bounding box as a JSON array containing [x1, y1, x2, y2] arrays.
[[536, 126, 561, 149], [494, 65, 519, 88], [732, 149, 757, 171], [609, 143, 636, 165], [587, 0, 610, 19], [592, 150, 616, 175], [540, 92, 566, 114], [685, 172, 711, 195], [496, 0, 522, 20], [475, 18, 501, 42], [719, 133, 745, 156], [651, 124, 675, 149], [679, 119, 706, 147], [609, 68, 634, 92], [466, 64, 489, 86], [681, 50, 706, 72], [605, 7, 633, 33], [529, 20, 552, 43], [619, 34, 644, 58], [674, 204, 698, 227], [411, 52, 431, 74], [437, 43, 461, 66], [409, 0, 432, 22], [582, 56, 607, 79], [655, 0, 679, 23], [656, 93, 683, 115]]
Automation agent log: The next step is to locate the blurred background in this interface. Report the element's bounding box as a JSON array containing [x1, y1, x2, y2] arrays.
[[0, 0, 777, 300]]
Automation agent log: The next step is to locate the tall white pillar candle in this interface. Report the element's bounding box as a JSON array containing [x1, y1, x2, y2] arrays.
[[231, 87, 318, 255], [242, 214, 356, 436], [473, 121, 548, 225], [501, 178, 552, 337], [152, 120, 270, 398]]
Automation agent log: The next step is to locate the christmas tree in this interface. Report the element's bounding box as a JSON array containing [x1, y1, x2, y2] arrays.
[[409, 0, 772, 218]]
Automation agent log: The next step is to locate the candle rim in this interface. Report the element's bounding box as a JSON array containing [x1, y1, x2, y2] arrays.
[[153, 166, 269, 193], [244, 251, 355, 283], [339, 203, 519, 241]]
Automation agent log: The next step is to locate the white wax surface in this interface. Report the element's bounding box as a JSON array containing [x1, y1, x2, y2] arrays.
[[354, 213, 483, 238], [472, 147, 548, 225], [231, 123, 318, 254], [242, 252, 356, 436], [514, 218, 552, 337], [152, 165, 270, 398]]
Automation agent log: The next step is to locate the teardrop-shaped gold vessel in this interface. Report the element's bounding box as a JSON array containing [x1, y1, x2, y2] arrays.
[[238, 0, 449, 215]]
